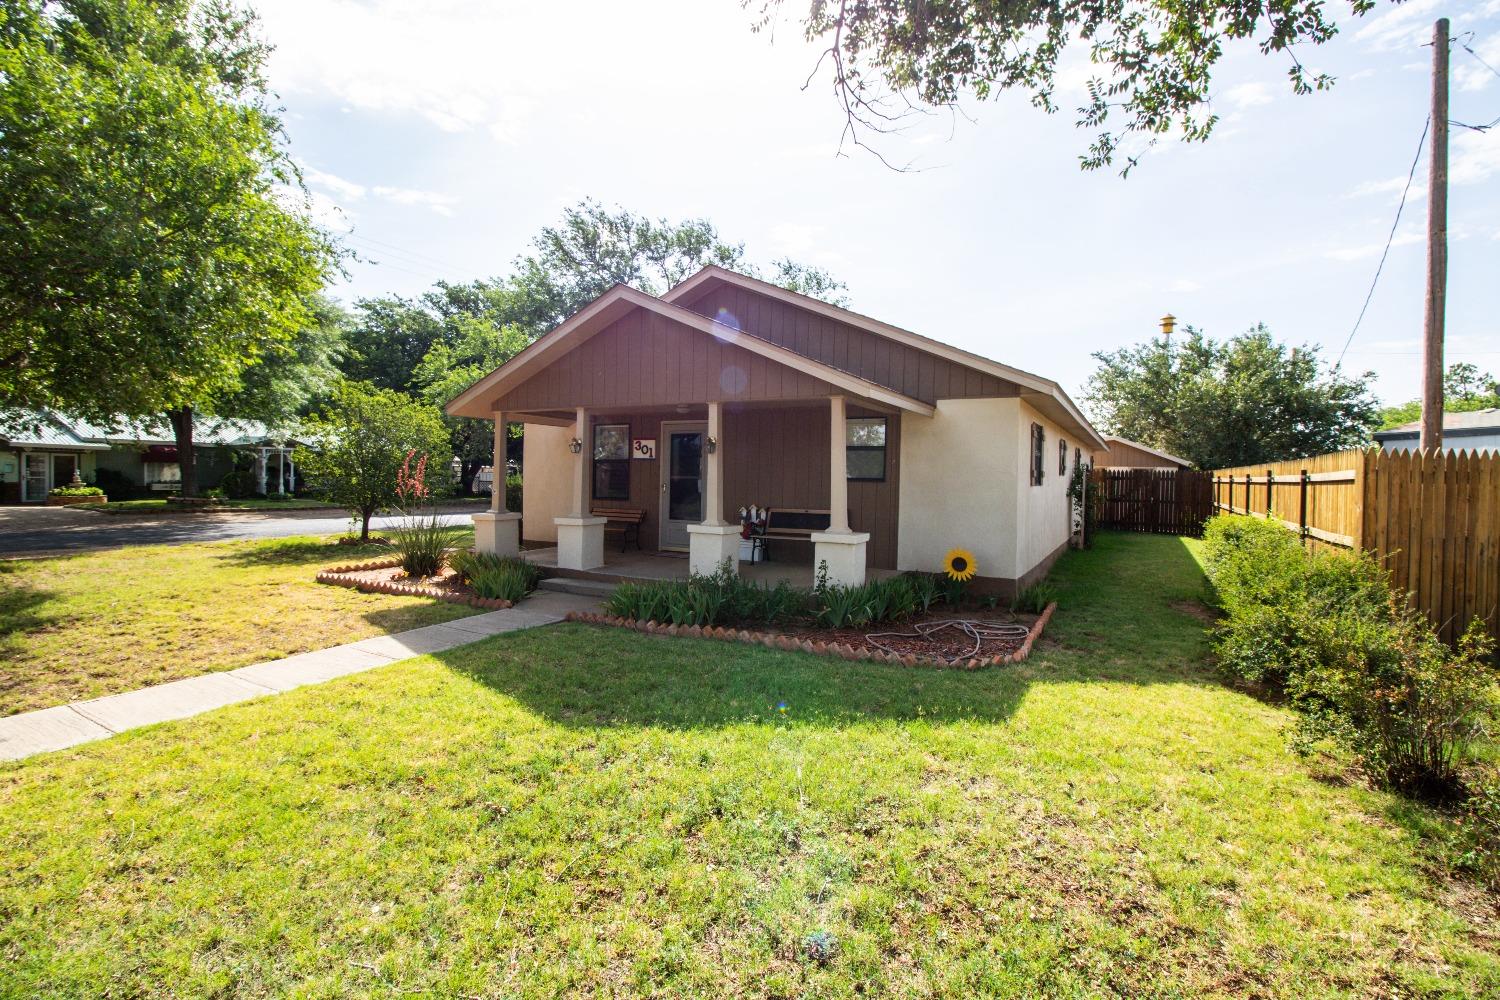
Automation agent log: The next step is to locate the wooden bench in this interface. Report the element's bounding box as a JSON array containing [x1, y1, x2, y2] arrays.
[[592, 506, 647, 552], [760, 507, 836, 561]]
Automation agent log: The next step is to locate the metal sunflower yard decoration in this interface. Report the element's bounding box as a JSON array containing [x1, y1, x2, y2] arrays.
[[943, 548, 977, 581]]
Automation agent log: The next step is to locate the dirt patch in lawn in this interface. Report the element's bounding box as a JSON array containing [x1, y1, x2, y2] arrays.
[[779, 610, 1038, 664], [1170, 598, 1218, 623]]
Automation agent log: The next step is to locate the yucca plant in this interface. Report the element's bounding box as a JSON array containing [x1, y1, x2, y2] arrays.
[[390, 451, 455, 577], [451, 550, 540, 603]]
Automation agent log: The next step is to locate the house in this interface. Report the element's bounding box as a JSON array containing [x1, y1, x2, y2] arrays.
[[0, 410, 302, 502], [446, 266, 1105, 594], [1098, 435, 1194, 469], [1373, 409, 1500, 454]]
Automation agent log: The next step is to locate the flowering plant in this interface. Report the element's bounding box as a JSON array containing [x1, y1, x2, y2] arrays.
[[391, 450, 453, 577]]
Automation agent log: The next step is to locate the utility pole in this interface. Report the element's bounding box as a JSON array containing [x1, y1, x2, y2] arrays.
[[1421, 17, 1449, 453]]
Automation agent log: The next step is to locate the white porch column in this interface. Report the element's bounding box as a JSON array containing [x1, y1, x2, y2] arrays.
[[474, 411, 521, 557], [811, 394, 870, 586], [256, 449, 267, 495], [553, 406, 606, 569], [687, 400, 741, 576]]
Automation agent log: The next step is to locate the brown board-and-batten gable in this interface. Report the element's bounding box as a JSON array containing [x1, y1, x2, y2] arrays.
[[671, 276, 1018, 405], [494, 304, 840, 412]]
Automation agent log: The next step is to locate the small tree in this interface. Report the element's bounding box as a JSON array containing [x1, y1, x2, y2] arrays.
[[296, 382, 449, 542]]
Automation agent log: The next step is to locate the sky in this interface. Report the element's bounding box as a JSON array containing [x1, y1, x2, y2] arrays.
[[255, 0, 1500, 410]]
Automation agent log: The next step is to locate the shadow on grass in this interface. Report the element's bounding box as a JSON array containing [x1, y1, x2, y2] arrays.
[[434, 532, 1224, 730], [213, 537, 393, 568]]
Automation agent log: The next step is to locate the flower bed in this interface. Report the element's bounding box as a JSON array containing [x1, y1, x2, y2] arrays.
[[566, 601, 1056, 670], [316, 558, 514, 610]]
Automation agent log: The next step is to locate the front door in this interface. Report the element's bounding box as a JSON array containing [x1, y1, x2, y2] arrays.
[[659, 421, 706, 551], [22, 454, 48, 502]]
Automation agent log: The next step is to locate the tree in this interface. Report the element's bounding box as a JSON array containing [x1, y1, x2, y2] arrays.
[[296, 382, 449, 542], [0, 1, 337, 423], [413, 316, 530, 494], [755, 0, 1387, 171], [1085, 324, 1379, 469], [1376, 364, 1500, 430], [502, 200, 847, 332]]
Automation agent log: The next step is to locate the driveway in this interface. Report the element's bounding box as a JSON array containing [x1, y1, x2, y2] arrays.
[[0, 504, 487, 556]]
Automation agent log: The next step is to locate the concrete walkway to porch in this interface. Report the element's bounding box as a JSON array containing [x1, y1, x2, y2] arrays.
[[0, 590, 602, 763]]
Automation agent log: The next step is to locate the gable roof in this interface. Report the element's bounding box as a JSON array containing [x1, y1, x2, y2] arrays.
[[0, 411, 111, 451], [1373, 408, 1500, 439], [445, 283, 936, 419], [662, 266, 1108, 449], [1102, 435, 1193, 467]]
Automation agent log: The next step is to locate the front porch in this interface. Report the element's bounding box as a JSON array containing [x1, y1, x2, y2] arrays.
[[521, 545, 902, 588]]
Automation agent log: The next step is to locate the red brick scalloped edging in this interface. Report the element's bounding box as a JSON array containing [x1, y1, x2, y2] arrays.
[[563, 602, 1056, 670], [315, 558, 513, 610]]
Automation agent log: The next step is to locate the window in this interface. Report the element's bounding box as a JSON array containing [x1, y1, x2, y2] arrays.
[[1059, 438, 1068, 476], [592, 423, 630, 500], [1029, 423, 1045, 486], [143, 461, 181, 485], [846, 417, 887, 481]]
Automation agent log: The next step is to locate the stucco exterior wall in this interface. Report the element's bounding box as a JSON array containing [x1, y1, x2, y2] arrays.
[[896, 396, 1079, 587], [521, 422, 575, 544], [1012, 399, 1078, 586], [896, 397, 1021, 581]]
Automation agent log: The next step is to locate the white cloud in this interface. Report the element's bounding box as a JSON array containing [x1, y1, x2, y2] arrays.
[[1355, 0, 1443, 53], [1451, 126, 1500, 185], [1455, 34, 1500, 92], [297, 162, 458, 217], [1323, 229, 1423, 261], [371, 186, 459, 216], [1222, 82, 1272, 110]]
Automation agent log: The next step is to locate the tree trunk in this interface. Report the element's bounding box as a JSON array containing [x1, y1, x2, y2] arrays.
[[460, 457, 482, 496], [169, 406, 197, 497], [360, 504, 375, 542]]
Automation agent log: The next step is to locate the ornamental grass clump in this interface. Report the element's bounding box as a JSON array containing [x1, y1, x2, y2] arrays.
[[449, 550, 539, 603], [390, 451, 455, 578]]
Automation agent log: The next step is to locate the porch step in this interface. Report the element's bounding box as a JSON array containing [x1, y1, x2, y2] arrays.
[[537, 576, 619, 599]]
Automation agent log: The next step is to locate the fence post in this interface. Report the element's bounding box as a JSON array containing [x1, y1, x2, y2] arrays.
[[1299, 468, 1309, 546], [1265, 468, 1274, 519]]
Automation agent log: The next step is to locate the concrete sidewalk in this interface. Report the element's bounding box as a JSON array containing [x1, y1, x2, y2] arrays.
[[0, 591, 600, 762]]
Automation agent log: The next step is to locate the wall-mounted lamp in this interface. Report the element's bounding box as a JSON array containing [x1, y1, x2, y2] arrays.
[[706, 436, 717, 454], [568, 437, 583, 454]]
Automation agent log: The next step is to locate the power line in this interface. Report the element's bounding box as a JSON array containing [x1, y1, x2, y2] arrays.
[[344, 232, 473, 274], [1457, 32, 1500, 81], [1335, 116, 1430, 371]]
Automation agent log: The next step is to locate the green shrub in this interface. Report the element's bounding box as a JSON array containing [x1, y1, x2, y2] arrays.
[[450, 550, 540, 603], [505, 473, 522, 513], [1455, 778, 1500, 890], [1202, 515, 1389, 688], [1012, 580, 1058, 615], [390, 512, 455, 578], [218, 467, 260, 499], [1290, 608, 1498, 801], [48, 485, 104, 497], [605, 562, 809, 628]]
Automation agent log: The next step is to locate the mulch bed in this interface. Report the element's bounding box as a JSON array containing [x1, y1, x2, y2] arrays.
[[567, 602, 1057, 671], [315, 558, 513, 610]]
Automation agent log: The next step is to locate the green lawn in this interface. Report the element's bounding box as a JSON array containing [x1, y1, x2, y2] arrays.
[[1, 534, 1493, 998], [0, 535, 477, 715]]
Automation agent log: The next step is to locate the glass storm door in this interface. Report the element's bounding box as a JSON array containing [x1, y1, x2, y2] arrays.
[[658, 422, 705, 551], [22, 454, 48, 502]]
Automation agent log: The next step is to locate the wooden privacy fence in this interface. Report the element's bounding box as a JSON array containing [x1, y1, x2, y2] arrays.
[[1093, 467, 1215, 537], [1211, 448, 1500, 645]]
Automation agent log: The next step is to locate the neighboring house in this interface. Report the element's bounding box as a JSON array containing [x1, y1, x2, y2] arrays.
[[1373, 409, 1500, 454], [0, 411, 302, 502], [1099, 435, 1194, 469], [447, 265, 1106, 594]]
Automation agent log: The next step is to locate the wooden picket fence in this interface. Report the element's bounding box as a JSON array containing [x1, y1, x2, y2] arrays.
[[1093, 467, 1215, 537], [1211, 448, 1500, 644]]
